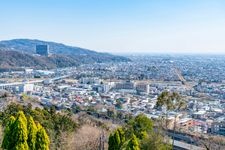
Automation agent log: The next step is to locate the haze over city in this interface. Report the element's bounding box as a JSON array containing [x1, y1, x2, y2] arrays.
[[1, 0, 225, 54]]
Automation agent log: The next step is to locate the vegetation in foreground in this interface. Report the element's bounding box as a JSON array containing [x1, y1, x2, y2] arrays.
[[2, 111, 49, 150], [0, 102, 77, 149], [108, 114, 171, 150], [1, 91, 224, 150]]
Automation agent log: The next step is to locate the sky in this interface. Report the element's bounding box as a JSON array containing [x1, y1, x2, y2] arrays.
[[1, 0, 225, 54]]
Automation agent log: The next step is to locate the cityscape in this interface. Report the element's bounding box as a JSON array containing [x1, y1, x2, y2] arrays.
[[1, 0, 225, 150], [1, 52, 225, 149]]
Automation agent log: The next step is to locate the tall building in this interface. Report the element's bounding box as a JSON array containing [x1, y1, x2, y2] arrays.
[[36, 45, 49, 56]]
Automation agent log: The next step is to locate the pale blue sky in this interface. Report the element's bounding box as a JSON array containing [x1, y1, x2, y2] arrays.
[[1, 0, 225, 53]]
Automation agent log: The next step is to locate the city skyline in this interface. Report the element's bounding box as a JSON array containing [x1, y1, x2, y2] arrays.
[[1, 0, 225, 54]]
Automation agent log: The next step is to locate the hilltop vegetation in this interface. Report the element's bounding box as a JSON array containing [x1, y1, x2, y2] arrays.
[[108, 114, 171, 150], [0, 103, 77, 149], [0, 100, 172, 150], [0, 103, 170, 150], [2, 111, 50, 150]]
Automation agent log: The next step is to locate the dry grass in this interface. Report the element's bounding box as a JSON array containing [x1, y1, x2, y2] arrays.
[[65, 125, 103, 150]]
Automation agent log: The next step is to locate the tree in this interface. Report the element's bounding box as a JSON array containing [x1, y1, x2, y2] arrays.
[[7, 111, 29, 150], [1, 103, 77, 149], [2, 111, 50, 150], [156, 91, 185, 112], [108, 134, 115, 150], [125, 134, 140, 150], [27, 116, 37, 150], [108, 128, 126, 150], [141, 130, 172, 150], [108, 114, 171, 150], [2, 116, 16, 149], [156, 91, 186, 130], [35, 123, 50, 150], [156, 91, 186, 148], [128, 114, 153, 139]]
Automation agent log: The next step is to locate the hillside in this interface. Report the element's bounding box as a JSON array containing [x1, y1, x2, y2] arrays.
[[0, 39, 130, 70], [0, 39, 130, 61], [0, 50, 81, 71]]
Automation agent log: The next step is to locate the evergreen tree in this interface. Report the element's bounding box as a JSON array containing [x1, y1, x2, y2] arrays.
[[2, 111, 50, 150], [35, 123, 50, 150], [128, 114, 153, 139], [108, 128, 125, 150], [126, 134, 140, 150], [27, 116, 37, 150], [2, 116, 16, 149], [118, 128, 126, 146], [11, 111, 29, 150], [108, 114, 171, 150], [108, 133, 115, 150]]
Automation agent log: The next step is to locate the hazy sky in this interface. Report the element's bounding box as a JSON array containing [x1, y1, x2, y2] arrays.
[[1, 0, 225, 54]]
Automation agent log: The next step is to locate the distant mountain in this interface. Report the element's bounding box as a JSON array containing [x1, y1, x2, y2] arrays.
[[0, 39, 129, 59], [0, 50, 81, 71], [0, 39, 130, 70]]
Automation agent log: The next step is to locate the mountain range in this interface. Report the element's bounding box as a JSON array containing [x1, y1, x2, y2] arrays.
[[0, 39, 130, 71]]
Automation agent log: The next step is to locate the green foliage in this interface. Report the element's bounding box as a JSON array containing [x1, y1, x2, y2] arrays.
[[108, 134, 114, 150], [35, 123, 50, 150], [0, 103, 77, 149], [108, 114, 170, 150], [54, 114, 77, 133], [108, 128, 126, 150], [2, 110, 50, 150], [126, 134, 140, 150], [2, 111, 29, 150], [156, 91, 185, 111], [2, 116, 16, 149], [17, 110, 28, 126], [27, 116, 37, 150], [0, 103, 23, 125], [128, 114, 153, 139], [141, 130, 172, 150]]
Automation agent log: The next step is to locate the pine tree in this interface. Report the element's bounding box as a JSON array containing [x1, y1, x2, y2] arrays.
[[2, 111, 50, 150], [35, 123, 50, 150], [108, 133, 115, 150], [126, 134, 140, 150], [129, 114, 153, 139], [27, 116, 37, 150], [2, 116, 16, 149], [108, 128, 125, 150], [11, 111, 29, 150], [114, 130, 121, 149]]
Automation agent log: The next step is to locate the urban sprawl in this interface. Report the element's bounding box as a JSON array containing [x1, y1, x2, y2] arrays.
[[1, 54, 225, 142]]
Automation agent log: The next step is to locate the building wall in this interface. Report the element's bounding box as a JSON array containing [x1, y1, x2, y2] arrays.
[[36, 45, 49, 56]]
